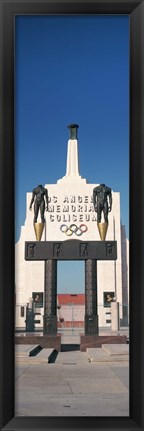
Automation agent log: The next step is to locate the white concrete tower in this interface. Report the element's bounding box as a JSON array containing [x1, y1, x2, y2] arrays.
[[57, 124, 87, 183]]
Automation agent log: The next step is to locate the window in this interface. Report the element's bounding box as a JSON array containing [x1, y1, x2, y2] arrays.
[[20, 306, 24, 317]]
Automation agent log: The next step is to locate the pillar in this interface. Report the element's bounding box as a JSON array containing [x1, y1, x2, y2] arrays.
[[111, 301, 120, 332], [85, 259, 99, 334], [43, 259, 57, 335]]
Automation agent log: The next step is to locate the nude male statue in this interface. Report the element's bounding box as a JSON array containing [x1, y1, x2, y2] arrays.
[[93, 183, 112, 223], [29, 185, 48, 223]]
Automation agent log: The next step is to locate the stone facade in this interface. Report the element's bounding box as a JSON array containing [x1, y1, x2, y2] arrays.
[[15, 133, 129, 329]]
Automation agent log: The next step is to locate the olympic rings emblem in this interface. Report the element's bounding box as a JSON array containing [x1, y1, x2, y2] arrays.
[[60, 224, 88, 236]]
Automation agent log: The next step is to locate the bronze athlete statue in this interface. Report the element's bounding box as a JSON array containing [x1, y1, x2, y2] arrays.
[[29, 185, 48, 224], [93, 183, 112, 223]]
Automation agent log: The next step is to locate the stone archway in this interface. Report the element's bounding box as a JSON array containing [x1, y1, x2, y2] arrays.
[[25, 239, 117, 336]]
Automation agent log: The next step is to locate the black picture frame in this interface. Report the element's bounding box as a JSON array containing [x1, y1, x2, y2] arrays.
[[32, 292, 44, 308], [0, 0, 144, 430], [103, 292, 115, 307]]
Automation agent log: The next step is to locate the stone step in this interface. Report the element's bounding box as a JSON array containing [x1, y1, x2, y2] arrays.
[[87, 347, 129, 363], [102, 344, 129, 356], [15, 347, 53, 363], [35, 348, 53, 359], [15, 344, 39, 356]]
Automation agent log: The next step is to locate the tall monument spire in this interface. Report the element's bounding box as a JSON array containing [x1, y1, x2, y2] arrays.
[[57, 124, 87, 183], [66, 124, 79, 177]]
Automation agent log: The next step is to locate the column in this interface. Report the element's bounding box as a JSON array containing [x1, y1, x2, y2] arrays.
[[85, 259, 99, 334], [111, 301, 120, 332], [43, 259, 57, 335]]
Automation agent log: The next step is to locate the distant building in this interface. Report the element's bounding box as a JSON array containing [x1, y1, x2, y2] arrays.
[[15, 126, 129, 329]]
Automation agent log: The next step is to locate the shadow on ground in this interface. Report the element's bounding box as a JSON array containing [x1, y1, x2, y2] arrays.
[[61, 344, 80, 352]]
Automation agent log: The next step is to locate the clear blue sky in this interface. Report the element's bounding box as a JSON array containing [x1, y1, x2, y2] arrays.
[[15, 15, 129, 293]]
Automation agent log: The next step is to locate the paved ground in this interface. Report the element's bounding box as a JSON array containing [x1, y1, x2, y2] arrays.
[[15, 329, 129, 417]]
